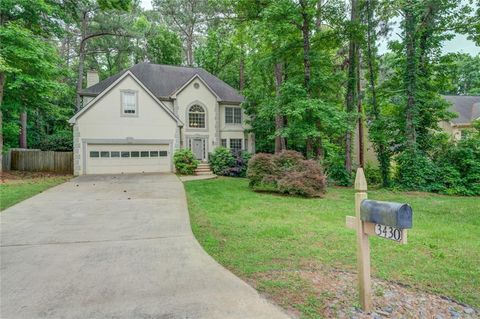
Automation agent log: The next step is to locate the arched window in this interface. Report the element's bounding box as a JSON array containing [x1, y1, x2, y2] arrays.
[[188, 104, 205, 128]]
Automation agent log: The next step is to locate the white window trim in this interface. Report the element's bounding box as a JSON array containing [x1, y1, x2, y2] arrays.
[[225, 107, 242, 125], [121, 90, 139, 117]]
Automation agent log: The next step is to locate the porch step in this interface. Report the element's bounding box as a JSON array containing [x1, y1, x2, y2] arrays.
[[195, 163, 214, 175], [195, 171, 215, 175]]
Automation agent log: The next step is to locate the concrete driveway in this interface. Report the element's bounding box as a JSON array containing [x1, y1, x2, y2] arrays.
[[1, 173, 290, 319]]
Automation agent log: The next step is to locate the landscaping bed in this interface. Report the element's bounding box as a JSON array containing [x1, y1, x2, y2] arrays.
[[184, 177, 480, 318], [1, 171, 71, 211]]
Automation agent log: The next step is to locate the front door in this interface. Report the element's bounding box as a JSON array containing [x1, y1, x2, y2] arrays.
[[192, 138, 204, 160]]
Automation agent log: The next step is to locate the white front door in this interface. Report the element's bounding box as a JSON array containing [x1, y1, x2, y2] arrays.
[[86, 144, 171, 174], [191, 138, 204, 160]]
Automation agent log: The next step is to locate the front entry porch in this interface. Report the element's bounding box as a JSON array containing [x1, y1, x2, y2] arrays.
[[186, 135, 208, 161]]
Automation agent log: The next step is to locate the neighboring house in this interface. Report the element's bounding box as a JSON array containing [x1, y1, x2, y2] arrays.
[[440, 95, 480, 140], [353, 95, 480, 168], [69, 63, 253, 175]]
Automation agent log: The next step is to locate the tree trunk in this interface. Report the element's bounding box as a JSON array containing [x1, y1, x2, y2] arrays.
[[300, 1, 311, 90], [344, 0, 359, 174], [357, 52, 364, 168], [186, 35, 194, 66], [274, 63, 286, 153], [0, 72, 4, 172], [404, 4, 417, 149], [365, 0, 390, 186], [76, 11, 88, 111], [239, 46, 245, 92], [19, 111, 27, 149]]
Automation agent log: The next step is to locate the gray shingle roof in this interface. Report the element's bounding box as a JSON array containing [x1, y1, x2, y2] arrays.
[[80, 63, 244, 103], [443, 95, 480, 124]]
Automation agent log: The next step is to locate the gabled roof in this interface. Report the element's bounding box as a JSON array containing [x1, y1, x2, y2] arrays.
[[443, 95, 480, 125], [69, 71, 183, 125], [80, 63, 244, 103]]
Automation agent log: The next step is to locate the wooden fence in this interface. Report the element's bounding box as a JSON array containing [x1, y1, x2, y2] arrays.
[[7, 149, 73, 174]]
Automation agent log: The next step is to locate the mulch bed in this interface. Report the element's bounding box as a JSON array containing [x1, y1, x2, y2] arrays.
[[251, 265, 478, 318], [0, 171, 70, 184]]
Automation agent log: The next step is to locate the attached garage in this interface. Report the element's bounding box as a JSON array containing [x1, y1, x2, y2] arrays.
[[85, 143, 172, 175]]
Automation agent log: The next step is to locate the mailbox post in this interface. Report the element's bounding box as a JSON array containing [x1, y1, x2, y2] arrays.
[[346, 168, 413, 312]]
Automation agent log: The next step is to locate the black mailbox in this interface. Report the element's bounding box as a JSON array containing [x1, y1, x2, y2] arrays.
[[360, 200, 413, 229]]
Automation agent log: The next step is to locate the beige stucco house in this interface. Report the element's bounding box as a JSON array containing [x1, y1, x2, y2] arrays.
[[69, 63, 253, 175], [353, 95, 480, 167], [440, 95, 480, 140]]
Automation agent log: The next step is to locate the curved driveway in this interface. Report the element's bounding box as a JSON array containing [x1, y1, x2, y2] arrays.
[[1, 173, 290, 319]]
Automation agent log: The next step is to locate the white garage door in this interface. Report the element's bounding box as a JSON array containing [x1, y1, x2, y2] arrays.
[[86, 144, 171, 174]]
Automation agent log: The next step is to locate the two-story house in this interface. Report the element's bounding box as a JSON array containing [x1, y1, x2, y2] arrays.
[[69, 63, 254, 175]]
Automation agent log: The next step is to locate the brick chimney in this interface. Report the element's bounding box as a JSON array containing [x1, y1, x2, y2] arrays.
[[86, 70, 99, 87]]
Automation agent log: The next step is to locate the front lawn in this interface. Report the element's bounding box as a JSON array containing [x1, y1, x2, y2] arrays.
[[185, 177, 480, 316], [0, 172, 71, 211]]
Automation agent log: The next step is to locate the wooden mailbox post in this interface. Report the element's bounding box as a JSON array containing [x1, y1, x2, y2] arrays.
[[346, 168, 413, 312]]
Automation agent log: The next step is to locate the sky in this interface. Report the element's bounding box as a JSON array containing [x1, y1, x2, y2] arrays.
[[140, 0, 479, 56]]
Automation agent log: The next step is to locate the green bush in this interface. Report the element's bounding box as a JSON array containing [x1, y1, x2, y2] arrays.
[[174, 149, 198, 175], [38, 130, 73, 151], [394, 122, 480, 195], [209, 147, 252, 177], [209, 147, 235, 175], [247, 150, 327, 197], [364, 162, 383, 186]]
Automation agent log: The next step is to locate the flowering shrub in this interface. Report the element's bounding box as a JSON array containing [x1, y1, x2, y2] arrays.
[[209, 147, 252, 177]]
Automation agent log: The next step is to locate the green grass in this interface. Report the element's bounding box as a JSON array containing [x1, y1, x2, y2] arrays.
[[185, 177, 480, 313], [1, 176, 71, 211]]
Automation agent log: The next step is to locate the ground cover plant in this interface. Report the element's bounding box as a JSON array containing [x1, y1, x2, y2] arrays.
[[0, 172, 71, 211], [185, 177, 480, 317]]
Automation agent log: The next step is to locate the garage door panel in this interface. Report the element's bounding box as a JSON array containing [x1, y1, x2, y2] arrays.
[[86, 144, 171, 174]]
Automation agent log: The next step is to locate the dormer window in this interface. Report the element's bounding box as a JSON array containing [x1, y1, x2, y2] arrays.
[[189, 104, 205, 128], [121, 91, 137, 116]]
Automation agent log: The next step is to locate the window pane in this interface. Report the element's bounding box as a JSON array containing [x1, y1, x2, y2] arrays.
[[230, 139, 242, 153], [234, 108, 242, 124], [159, 151, 168, 157], [131, 151, 139, 157], [150, 151, 159, 157], [121, 151, 130, 158], [123, 92, 136, 114], [221, 139, 227, 147], [100, 151, 109, 158], [111, 151, 120, 158], [189, 113, 205, 128], [225, 107, 233, 123], [90, 151, 99, 158], [141, 151, 149, 157]]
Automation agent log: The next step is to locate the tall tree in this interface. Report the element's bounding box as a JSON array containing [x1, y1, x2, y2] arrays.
[[344, 0, 360, 173], [153, 0, 216, 66], [72, 0, 132, 110]]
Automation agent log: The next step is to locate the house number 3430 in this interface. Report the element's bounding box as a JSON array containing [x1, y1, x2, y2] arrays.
[[374, 224, 402, 242]]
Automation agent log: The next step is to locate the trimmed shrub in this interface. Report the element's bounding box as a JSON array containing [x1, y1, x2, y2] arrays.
[[174, 149, 198, 175], [209, 147, 236, 175], [272, 150, 304, 171], [247, 153, 278, 188], [277, 160, 327, 197], [247, 150, 327, 197]]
